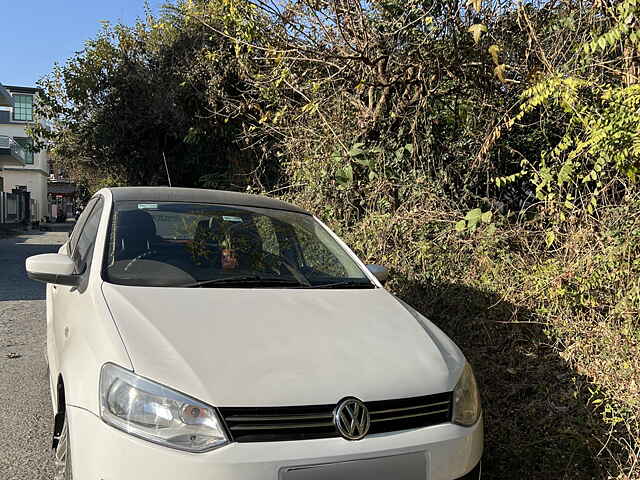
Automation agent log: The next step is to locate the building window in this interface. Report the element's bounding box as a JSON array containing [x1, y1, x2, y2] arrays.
[[13, 94, 33, 122], [15, 137, 34, 164]]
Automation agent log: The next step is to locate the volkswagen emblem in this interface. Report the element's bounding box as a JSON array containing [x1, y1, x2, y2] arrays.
[[334, 398, 370, 440]]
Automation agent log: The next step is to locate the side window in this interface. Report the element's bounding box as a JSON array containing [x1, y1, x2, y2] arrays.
[[72, 198, 104, 273], [14, 138, 34, 164], [68, 198, 97, 254], [12, 94, 34, 121]]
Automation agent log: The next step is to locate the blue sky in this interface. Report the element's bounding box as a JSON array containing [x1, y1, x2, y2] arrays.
[[2, 0, 166, 87]]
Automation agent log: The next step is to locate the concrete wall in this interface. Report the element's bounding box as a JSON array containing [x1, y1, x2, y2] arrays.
[[1, 168, 48, 220]]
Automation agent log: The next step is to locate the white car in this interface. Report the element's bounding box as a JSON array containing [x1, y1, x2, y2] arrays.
[[26, 187, 482, 480]]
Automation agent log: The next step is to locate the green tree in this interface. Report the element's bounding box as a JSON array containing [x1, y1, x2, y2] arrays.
[[31, 14, 259, 191]]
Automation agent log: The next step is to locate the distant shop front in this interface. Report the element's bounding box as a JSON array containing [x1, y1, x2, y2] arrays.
[[47, 181, 78, 222]]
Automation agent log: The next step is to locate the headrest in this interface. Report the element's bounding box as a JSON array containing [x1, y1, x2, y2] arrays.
[[118, 209, 157, 235]]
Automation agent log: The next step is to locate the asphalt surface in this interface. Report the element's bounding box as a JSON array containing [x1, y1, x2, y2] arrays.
[[0, 228, 69, 480]]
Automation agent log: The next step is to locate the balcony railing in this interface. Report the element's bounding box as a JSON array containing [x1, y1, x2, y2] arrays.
[[0, 135, 26, 164]]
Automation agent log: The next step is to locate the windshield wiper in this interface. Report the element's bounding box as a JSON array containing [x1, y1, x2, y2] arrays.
[[183, 275, 308, 288], [312, 280, 375, 289]]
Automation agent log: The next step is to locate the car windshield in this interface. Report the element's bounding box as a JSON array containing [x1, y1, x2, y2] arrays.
[[102, 201, 374, 288]]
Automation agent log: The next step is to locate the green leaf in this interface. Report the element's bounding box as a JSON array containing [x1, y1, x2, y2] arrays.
[[598, 36, 607, 50], [464, 208, 483, 230], [301, 102, 318, 114], [488, 44, 501, 65], [335, 165, 353, 185], [557, 161, 574, 185], [347, 143, 365, 157], [468, 24, 487, 44], [464, 208, 483, 221], [545, 231, 555, 248], [481, 211, 493, 223], [455, 220, 467, 232], [468, 0, 482, 12], [494, 64, 507, 83]]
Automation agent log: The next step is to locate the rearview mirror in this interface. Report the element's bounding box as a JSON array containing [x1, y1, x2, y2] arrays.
[[25, 253, 79, 286], [366, 264, 389, 283]]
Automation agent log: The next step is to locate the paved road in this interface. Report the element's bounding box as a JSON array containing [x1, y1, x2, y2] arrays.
[[0, 229, 69, 480]]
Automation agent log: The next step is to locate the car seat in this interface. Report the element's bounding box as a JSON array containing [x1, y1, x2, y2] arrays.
[[114, 209, 161, 260]]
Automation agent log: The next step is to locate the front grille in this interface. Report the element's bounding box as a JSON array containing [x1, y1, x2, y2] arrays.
[[218, 392, 452, 443], [367, 392, 452, 435]]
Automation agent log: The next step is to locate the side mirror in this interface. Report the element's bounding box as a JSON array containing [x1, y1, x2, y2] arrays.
[[366, 264, 389, 283], [26, 253, 79, 286]]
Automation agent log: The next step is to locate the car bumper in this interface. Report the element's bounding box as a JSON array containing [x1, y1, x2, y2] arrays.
[[67, 407, 482, 480]]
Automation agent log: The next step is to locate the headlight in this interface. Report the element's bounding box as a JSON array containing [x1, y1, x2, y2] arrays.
[[99, 363, 228, 452], [452, 363, 481, 427]]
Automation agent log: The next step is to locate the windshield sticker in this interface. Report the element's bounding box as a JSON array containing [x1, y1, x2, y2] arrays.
[[138, 203, 158, 209], [222, 215, 243, 222]]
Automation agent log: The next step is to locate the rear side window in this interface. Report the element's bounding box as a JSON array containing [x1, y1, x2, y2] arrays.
[[73, 197, 104, 274]]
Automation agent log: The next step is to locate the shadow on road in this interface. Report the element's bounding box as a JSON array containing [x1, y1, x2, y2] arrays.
[[39, 222, 75, 234], [391, 277, 613, 480]]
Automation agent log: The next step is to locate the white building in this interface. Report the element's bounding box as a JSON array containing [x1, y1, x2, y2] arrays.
[[0, 83, 50, 222]]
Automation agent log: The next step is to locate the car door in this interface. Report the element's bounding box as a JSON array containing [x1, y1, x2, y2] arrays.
[[47, 198, 98, 392], [49, 196, 104, 385]]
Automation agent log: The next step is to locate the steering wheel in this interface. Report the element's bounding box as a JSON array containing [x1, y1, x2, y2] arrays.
[[260, 251, 309, 285]]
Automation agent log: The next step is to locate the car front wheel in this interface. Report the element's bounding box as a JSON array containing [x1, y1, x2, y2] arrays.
[[53, 411, 72, 480]]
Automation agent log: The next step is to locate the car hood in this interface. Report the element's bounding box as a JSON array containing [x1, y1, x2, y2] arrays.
[[101, 283, 466, 407]]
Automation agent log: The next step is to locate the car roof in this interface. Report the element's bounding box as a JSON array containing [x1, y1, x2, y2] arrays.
[[106, 187, 310, 215]]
